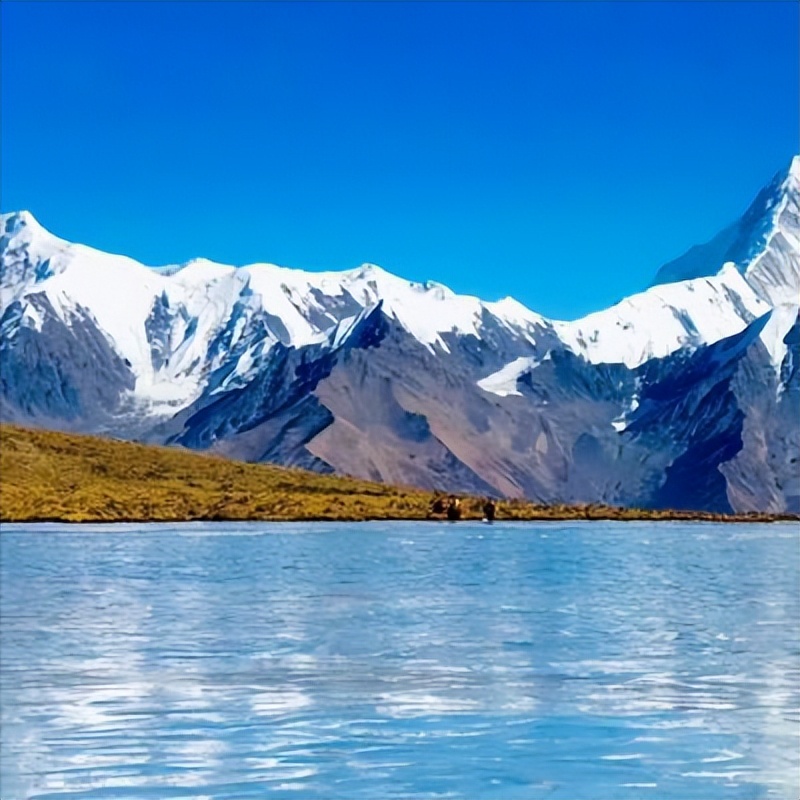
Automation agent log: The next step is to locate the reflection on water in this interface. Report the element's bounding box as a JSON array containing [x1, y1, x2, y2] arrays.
[[1, 521, 798, 799]]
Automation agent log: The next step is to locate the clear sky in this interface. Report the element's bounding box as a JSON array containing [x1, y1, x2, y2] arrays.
[[2, 1, 797, 319]]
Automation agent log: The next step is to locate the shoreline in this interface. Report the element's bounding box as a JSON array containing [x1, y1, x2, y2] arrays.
[[3, 512, 797, 525], [2, 425, 797, 527]]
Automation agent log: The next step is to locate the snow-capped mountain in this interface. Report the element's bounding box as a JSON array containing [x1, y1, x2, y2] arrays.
[[653, 155, 800, 366], [1, 157, 798, 511], [0, 211, 550, 416]]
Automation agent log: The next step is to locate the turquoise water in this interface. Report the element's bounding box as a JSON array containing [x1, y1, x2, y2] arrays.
[[1, 521, 798, 799]]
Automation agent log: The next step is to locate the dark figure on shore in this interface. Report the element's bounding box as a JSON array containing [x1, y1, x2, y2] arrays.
[[446, 496, 462, 521], [482, 497, 497, 522], [429, 495, 446, 516]]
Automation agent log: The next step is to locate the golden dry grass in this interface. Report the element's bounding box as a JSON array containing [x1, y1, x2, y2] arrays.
[[0, 425, 794, 524]]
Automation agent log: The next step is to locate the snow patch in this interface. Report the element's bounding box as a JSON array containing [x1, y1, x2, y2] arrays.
[[478, 356, 543, 397]]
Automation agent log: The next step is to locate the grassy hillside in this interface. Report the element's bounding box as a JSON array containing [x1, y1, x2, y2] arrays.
[[0, 425, 794, 523]]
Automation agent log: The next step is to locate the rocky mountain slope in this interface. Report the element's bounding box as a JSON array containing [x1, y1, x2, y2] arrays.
[[2, 157, 798, 512]]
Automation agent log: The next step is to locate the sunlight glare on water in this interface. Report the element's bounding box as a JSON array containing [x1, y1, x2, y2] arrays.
[[1, 521, 798, 799]]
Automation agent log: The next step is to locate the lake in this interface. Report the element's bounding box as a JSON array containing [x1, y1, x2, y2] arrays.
[[0, 521, 798, 799]]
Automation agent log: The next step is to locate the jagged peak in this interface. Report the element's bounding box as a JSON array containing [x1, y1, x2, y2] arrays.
[[343, 262, 402, 284], [1, 210, 47, 238], [489, 295, 545, 321], [782, 155, 800, 200], [168, 257, 238, 282], [4, 152, 795, 371], [787, 154, 800, 182], [353, 262, 385, 275], [651, 155, 799, 289]]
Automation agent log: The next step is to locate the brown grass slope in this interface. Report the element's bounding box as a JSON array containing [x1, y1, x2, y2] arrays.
[[1, 425, 796, 524]]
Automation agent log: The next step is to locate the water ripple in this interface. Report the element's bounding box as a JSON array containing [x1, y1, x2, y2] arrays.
[[1, 520, 798, 799]]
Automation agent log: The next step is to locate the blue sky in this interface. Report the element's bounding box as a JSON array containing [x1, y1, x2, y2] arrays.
[[1, 1, 797, 319]]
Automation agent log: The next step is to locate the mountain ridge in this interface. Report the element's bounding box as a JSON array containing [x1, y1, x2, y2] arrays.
[[2, 158, 798, 511]]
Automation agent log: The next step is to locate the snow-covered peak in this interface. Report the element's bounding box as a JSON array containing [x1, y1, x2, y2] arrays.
[[645, 155, 799, 368], [0, 211, 550, 360], [2, 210, 43, 237], [235, 260, 525, 353], [487, 296, 546, 329], [331, 265, 485, 351], [345, 262, 391, 281], [1, 210, 67, 257], [554, 262, 770, 368], [3, 150, 797, 412], [739, 156, 800, 365], [789, 154, 800, 184], [479, 262, 772, 399], [169, 258, 237, 286], [1, 211, 76, 309], [652, 157, 797, 289]]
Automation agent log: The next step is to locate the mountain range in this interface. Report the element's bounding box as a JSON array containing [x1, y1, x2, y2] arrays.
[[2, 158, 798, 512]]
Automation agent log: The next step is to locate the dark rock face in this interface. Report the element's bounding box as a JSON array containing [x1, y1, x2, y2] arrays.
[[179, 290, 791, 513], [721, 314, 800, 512], [151, 305, 391, 468], [0, 294, 135, 429]]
